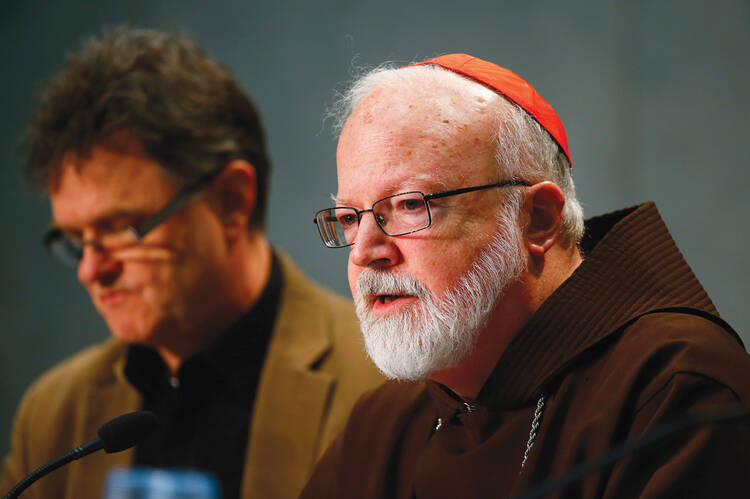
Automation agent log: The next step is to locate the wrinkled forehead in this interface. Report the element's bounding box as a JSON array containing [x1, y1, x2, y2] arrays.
[[336, 82, 502, 204]]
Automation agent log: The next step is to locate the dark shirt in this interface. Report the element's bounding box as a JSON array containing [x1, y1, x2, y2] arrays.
[[125, 254, 282, 499]]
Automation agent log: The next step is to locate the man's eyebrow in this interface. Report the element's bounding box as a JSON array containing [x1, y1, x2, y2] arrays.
[[52, 207, 147, 231], [401, 175, 449, 193], [333, 175, 450, 207]]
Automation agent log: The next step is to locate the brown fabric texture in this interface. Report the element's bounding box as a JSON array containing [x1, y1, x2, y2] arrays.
[[0, 254, 384, 499], [301, 203, 750, 499]]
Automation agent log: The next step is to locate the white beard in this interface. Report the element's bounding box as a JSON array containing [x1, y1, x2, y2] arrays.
[[355, 209, 526, 381]]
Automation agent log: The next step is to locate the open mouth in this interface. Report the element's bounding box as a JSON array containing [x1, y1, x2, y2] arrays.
[[98, 288, 134, 306], [372, 293, 417, 306], [376, 294, 404, 304]]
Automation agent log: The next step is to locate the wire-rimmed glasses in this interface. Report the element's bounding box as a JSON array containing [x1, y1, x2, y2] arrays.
[[314, 180, 529, 248], [44, 167, 224, 267]]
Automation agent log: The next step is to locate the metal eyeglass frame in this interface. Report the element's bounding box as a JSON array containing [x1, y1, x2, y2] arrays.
[[314, 179, 530, 248], [43, 167, 225, 266]]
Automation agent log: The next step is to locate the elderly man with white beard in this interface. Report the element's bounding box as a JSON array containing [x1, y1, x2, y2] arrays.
[[303, 54, 750, 498]]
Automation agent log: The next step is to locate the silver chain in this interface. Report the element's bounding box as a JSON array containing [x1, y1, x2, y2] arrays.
[[520, 395, 546, 471]]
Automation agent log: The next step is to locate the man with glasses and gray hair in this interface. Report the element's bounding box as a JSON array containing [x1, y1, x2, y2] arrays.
[[0, 27, 382, 499], [303, 54, 750, 497]]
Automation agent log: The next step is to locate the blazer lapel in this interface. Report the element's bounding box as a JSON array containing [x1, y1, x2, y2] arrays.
[[65, 352, 141, 498], [241, 256, 335, 499]]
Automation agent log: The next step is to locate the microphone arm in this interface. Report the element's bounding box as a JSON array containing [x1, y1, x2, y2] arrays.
[[3, 438, 105, 499], [512, 404, 750, 499], [3, 410, 157, 499]]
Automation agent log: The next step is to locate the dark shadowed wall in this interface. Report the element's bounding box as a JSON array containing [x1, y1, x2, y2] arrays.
[[1, 0, 748, 456]]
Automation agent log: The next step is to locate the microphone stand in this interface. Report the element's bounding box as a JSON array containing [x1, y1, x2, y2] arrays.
[[3, 438, 105, 499], [3, 410, 156, 499]]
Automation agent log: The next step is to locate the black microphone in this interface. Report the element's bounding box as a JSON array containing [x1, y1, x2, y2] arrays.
[[3, 410, 157, 499]]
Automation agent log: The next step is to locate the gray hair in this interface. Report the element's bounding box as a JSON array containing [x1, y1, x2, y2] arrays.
[[330, 63, 585, 244]]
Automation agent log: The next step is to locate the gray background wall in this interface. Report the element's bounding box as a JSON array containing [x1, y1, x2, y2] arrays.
[[1, 0, 748, 456]]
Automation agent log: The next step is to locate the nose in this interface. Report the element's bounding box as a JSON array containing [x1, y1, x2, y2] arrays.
[[349, 211, 400, 269], [77, 244, 123, 286]]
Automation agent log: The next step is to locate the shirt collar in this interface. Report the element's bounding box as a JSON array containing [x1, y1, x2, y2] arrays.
[[125, 251, 284, 405]]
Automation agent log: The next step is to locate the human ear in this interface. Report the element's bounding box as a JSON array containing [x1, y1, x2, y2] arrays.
[[211, 159, 257, 241], [524, 181, 565, 257]]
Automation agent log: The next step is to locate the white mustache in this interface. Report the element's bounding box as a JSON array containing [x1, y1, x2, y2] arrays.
[[356, 268, 428, 300]]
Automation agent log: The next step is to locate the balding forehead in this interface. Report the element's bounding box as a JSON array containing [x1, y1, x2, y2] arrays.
[[337, 95, 501, 210], [355, 72, 499, 123], [343, 87, 502, 160]]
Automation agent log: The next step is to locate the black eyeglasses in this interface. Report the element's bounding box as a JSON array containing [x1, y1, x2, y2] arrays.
[[44, 168, 224, 267], [314, 180, 529, 248]]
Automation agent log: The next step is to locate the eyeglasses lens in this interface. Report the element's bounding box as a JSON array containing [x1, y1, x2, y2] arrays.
[[372, 192, 429, 236], [47, 235, 83, 267], [315, 193, 431, 248], [315, 208, 357, 248]]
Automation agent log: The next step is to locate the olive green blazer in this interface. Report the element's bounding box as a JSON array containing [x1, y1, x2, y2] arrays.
[[1, 254, 383, 498]]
